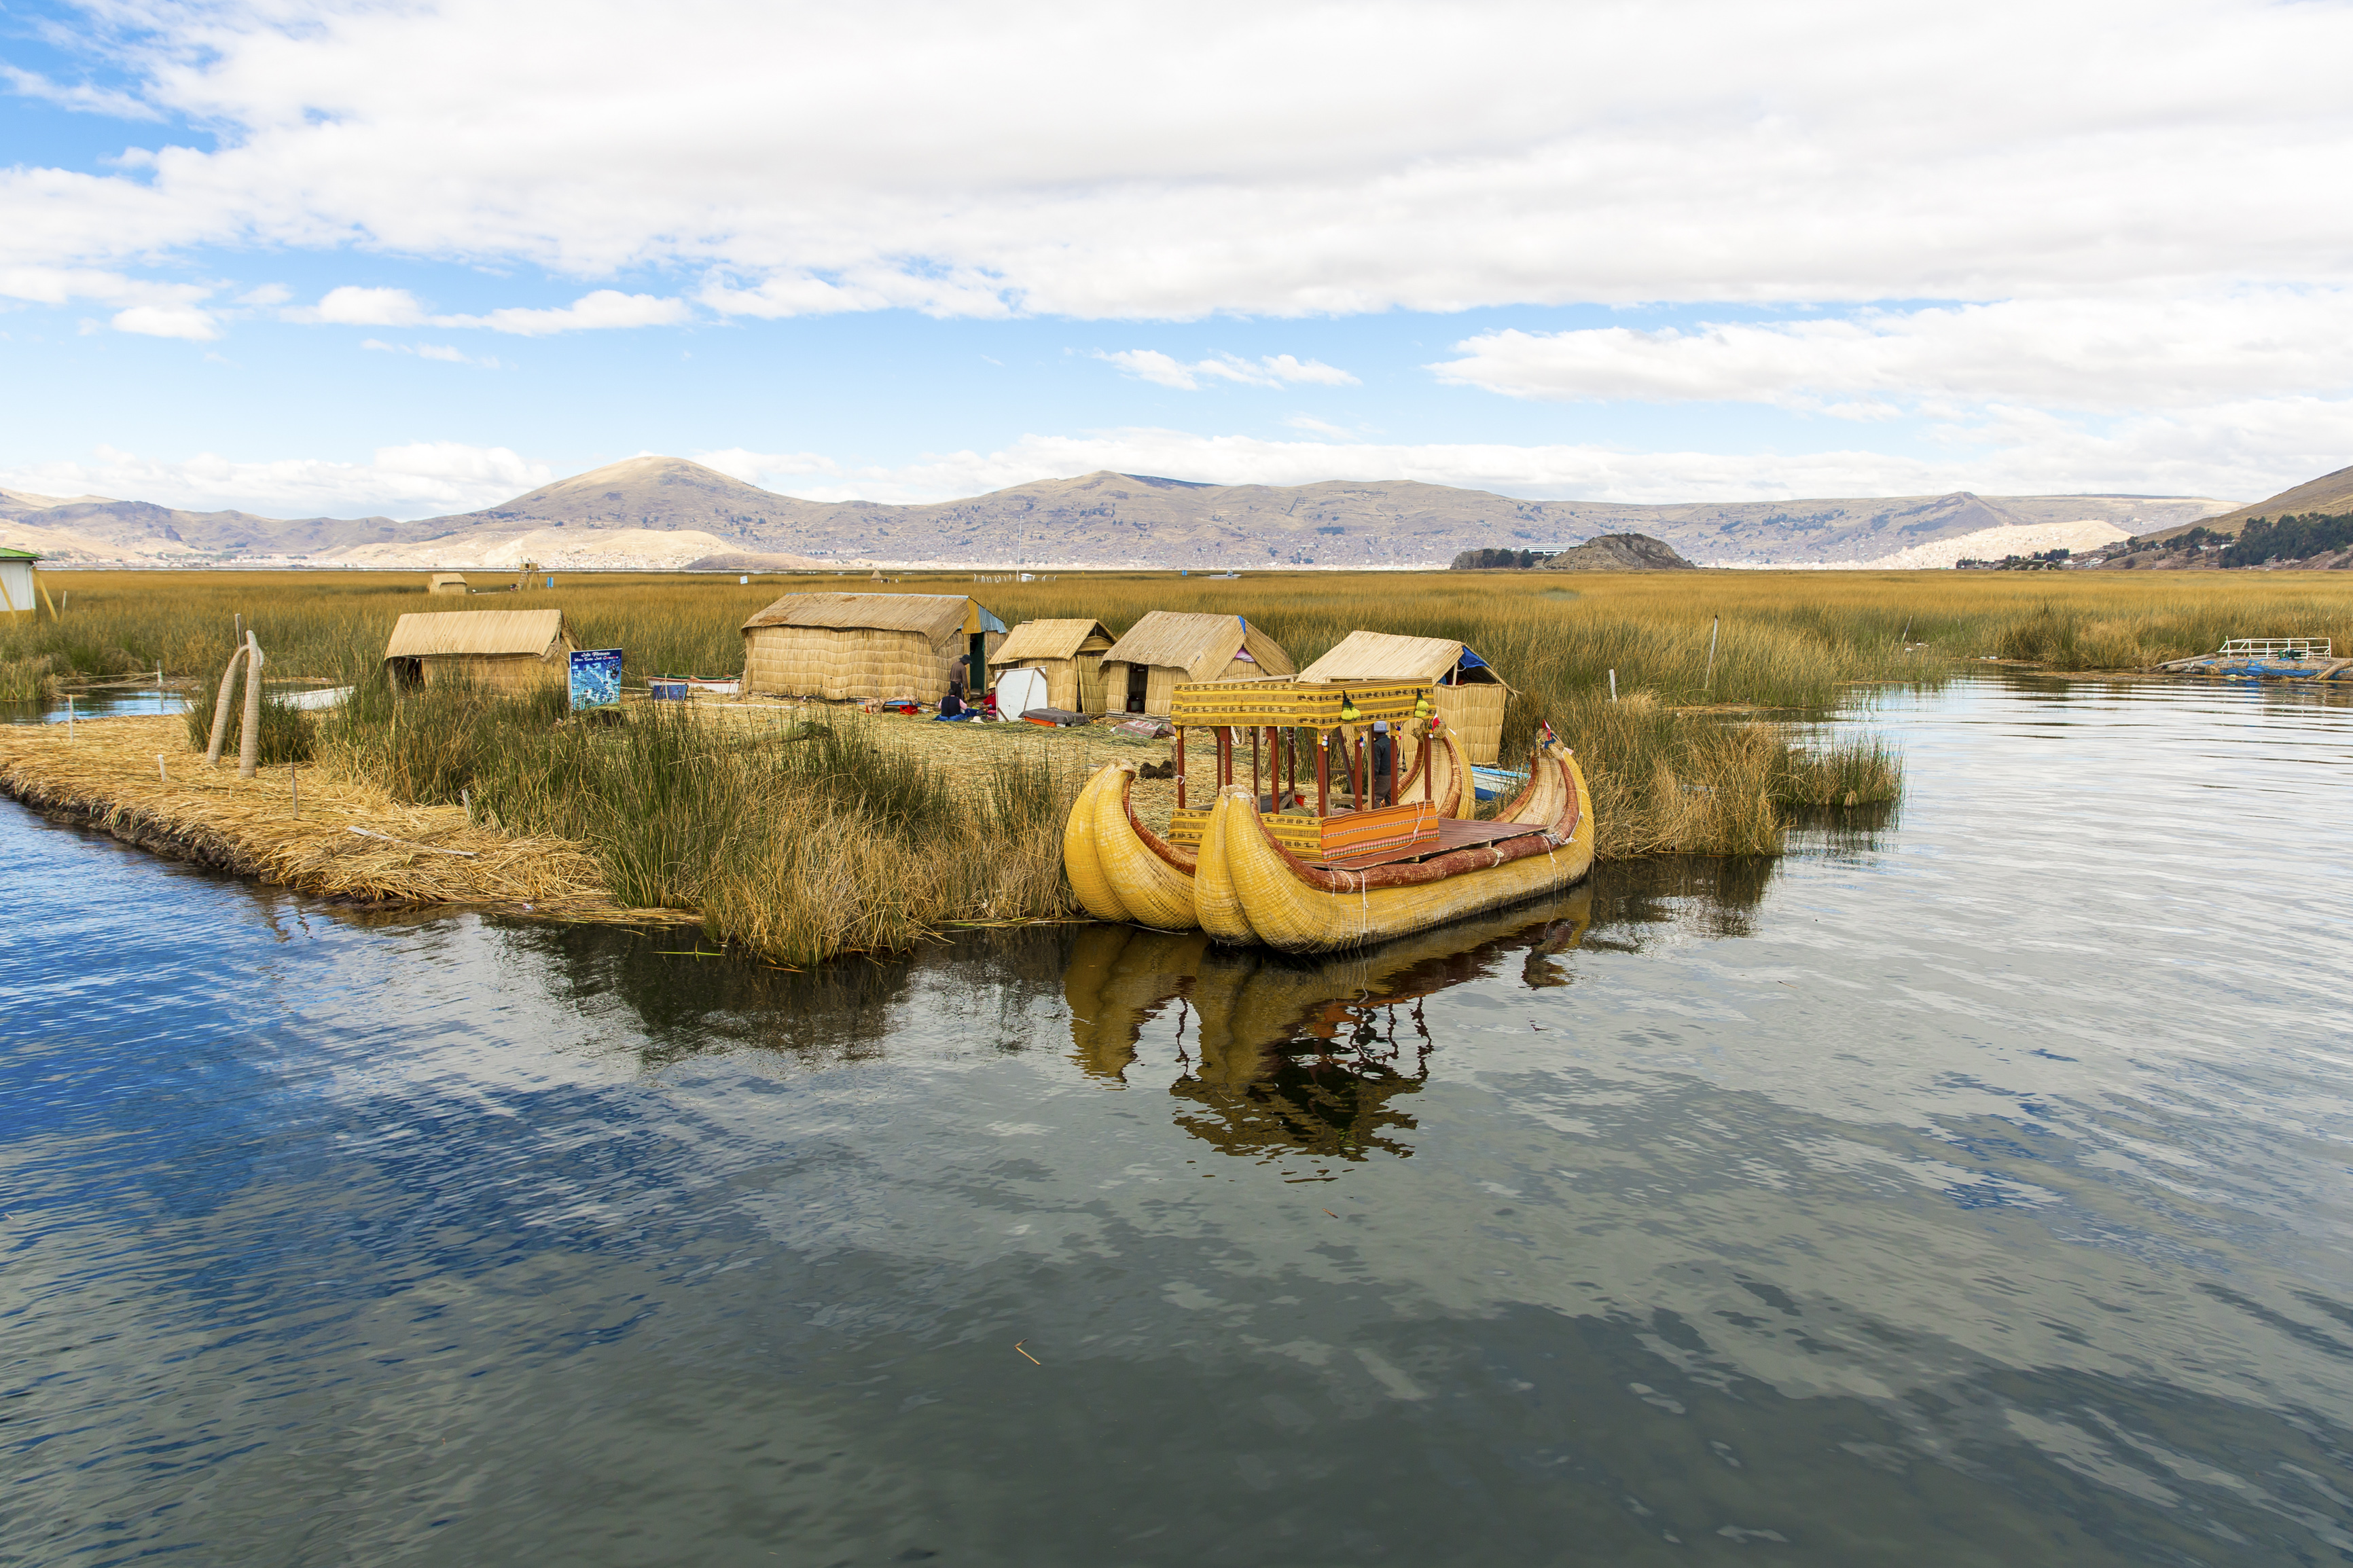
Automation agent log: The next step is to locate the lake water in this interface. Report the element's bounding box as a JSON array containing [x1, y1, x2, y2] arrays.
[[4, 675, 2350, 1566]]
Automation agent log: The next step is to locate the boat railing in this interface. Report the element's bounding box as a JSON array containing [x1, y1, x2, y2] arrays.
[[2217, 638, 2331, 659]]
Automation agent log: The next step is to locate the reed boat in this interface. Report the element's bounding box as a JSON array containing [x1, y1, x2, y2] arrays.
[[1065, 677, 1475, 932], [1193, 739, 1592, 953], [1063, 675, 1586, 952]]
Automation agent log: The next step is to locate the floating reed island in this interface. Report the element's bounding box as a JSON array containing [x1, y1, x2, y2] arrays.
[[89, 568, 2342, 963]]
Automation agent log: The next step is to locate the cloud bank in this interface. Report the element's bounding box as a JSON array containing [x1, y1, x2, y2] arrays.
[[4, 0, 2350, 318]]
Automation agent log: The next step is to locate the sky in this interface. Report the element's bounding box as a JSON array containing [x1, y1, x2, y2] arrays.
[[1, 0, 2350, 522]]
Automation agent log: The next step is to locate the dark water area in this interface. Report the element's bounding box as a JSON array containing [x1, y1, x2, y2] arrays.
[[4, 675, 2350, 1566]]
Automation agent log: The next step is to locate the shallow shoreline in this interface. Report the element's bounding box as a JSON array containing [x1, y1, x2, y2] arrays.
[[0, 714, 698, 926]]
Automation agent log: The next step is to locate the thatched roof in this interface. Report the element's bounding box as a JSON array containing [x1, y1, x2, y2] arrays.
[[384, 608, 567, 659], [740, 591, 1004, 640], [427, 572, 467, 588], [1100, 610, 1295, 680], [994, 618, 1113, 663], [1299, 630, 1504, 685]]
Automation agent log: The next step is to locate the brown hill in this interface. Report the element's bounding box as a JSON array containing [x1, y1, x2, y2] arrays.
[[2138, 462, 2353, 543], [1541, 533, 1696, 571]]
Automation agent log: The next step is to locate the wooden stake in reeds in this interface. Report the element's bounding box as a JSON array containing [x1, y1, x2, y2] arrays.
[[238, 633, 264, 780], [1609, 668, 1617, 702], [204, 641, 247, 767], [65, 694, 74, 739], [291, 764, 298, 818], [1705, 616, 1721, 691], [158, 753, 166, 782]]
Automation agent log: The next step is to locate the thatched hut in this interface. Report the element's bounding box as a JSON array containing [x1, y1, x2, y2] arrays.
[[740, 592, 1007, 702], [1098, 611, 1295, 715], [1297, 630, 1511, 763], [427, 572, 468, 596], [384, 608, 575, 693], [990, 619, 1115, 713]]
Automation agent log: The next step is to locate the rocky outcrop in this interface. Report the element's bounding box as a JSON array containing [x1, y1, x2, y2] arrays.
[[1539, 533, 1697, 571]]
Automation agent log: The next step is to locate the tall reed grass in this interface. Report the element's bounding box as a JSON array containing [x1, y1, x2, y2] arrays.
[[314, 674, 1078, 964]]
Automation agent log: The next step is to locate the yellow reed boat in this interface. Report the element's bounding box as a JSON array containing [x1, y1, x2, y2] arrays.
[[1064, 676, 1591, 952]]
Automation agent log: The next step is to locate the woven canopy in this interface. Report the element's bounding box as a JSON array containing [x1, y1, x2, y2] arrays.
[[741, 591, 1004, 640], [994, 618, 1113, 663], [384, 608, 567, 659], [1298, 630, 1505, 687]]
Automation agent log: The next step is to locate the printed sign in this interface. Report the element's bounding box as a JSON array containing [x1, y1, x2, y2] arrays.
[[569, 648, 623, 712]]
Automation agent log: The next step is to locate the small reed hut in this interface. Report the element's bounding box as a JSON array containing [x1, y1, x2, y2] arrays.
[[1298, 630, 1511, 764], [1098, 610, 1295, 715], [427, 572, 469, 596], [0, 547, 52, 619], [990, 619, 1115, 713], [740, 592, 1007, 702], [383, 608, 575, 693]]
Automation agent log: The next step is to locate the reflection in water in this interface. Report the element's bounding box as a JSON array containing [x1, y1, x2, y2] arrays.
[[10, 676, 2353, 1565], [1066, 892, 1593, 1162]]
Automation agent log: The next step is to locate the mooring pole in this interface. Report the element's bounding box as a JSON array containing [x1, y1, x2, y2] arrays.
[[238, 632, 264, 780], [1609, 668, 1617, 702], [204, 642, 245, 767]]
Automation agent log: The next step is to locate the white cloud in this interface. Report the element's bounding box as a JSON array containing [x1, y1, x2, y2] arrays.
[[0, 265, 217, 338], [691, 447, 841, 484], [236, 282, 289, 306], [740, 404, 2351, 508], [1432, 292, 2353, 414], [0, 62, 158, 120], [0, 441, 552, 519], [436, 289, 690, 335], [110, 304, 218, 340], [360, 338, 503, 367], [1098, 350, 1358, 390], [293, 286, 688, 335], [5, 0, 2349, 317], [296, 285, 425, 326]]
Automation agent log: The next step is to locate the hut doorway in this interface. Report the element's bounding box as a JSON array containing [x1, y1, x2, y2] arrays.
[[1126, 663, 1149, 712], [387, 656, 423, 693], [967, 632, 988, 697]]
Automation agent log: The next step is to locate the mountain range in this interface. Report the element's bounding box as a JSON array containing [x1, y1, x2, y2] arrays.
[[0, 455, 2239, 570]]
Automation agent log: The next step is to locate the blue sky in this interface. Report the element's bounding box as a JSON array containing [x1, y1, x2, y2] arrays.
[[3, 0, 2350, 520]]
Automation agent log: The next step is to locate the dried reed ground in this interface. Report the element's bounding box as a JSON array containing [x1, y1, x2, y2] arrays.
[[0, 713, 694, 924]]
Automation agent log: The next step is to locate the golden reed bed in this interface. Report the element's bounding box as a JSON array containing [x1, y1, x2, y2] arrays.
[[0, 714, 696, 925]]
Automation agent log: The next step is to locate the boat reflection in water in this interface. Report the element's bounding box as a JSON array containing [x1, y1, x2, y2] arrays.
[[1064, 888, 1593, 1161]]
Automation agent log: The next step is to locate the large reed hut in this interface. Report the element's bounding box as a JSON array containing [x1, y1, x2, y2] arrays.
[[426, 572, 468, 596], [990, 619, 1115, 713], [384, 608, 575, 693], [1298, 630, 1511, 764], [1098, 610, 1295, 715], [740, 592, 1007, 702]]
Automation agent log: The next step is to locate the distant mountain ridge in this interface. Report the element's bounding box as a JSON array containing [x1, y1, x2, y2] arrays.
[[0, 454, 2238, 569]]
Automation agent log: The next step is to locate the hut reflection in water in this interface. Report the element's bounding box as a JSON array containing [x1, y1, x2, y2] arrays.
[[1064, 890, 1594, 1163]]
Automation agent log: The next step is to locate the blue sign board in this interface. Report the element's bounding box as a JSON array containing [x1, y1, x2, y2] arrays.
[[569, 648, 622, 712]]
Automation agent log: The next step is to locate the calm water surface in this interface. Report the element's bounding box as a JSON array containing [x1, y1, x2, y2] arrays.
[[3, 676, 2350, 1566]]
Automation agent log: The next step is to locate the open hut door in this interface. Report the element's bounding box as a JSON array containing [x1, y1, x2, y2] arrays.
[[967, 632, 987, 695], [1126, 663, 1148, 712]]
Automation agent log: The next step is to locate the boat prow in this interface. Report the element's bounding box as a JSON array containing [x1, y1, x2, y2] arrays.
[[1069, 759, 1201, 932]]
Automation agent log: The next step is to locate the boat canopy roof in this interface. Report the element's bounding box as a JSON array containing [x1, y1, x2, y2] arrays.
[[1168, 676, 1430, 729]]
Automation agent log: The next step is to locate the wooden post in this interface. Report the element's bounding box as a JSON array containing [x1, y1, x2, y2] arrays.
[[1250, 726, 1259, 808], [1705, 615, 1720, 691], [36, 568, 59, 621], [204, 643, 245, 767], [238, 632, 264, 779], [1175, 727, 1185, 809], [1315, 730, 1329, 816]]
